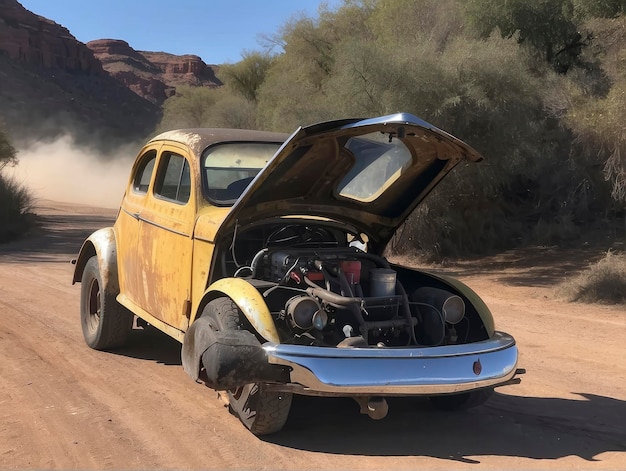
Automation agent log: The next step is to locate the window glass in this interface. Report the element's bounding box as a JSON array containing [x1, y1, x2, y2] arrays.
[[154, 153, 191, 203], [203, 142, 281, 204], [338, 132, 412, 202], [178, 159, 191, 202], [132, 151, 157, 193]]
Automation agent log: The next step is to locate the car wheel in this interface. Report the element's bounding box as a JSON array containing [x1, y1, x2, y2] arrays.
[[203, 297, 292, 435], [80, 256, 133, 350], [429, 388, 494, 411]]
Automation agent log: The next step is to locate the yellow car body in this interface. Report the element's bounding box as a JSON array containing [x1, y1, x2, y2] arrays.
[[73, 113, 521, 436]]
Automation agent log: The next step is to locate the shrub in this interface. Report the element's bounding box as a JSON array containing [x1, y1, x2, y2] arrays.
[[0, 173, 35, 242], [0, 128, 18, 171], [0, 127, 35, 243], [557, 251, 626, 304]]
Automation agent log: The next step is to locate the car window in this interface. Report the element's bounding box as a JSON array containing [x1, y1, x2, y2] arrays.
[[338, 132, 412, 202], [132, 150, 157, 194], [202, 142, 281, 204], [154, 152, 191, 204]]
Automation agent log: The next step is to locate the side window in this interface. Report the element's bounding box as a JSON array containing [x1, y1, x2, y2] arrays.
[[133, 150, 157, 194], [154, 152, 191, 204]]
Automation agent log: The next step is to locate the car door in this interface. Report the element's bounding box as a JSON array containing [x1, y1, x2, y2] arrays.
[[136, 144, 195, 331], [116, 147, 158, 308]]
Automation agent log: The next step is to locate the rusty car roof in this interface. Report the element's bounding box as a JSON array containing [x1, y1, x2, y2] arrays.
[[149, 128, 290, 155]]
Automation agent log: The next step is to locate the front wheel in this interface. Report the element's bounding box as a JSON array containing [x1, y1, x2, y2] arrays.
[[429, 388, 494, 411], [80, 256, 133, 350], [203, 297, 292, 435]]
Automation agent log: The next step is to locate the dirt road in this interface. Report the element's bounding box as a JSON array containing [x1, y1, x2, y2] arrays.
[[1, 201, 624, 470]]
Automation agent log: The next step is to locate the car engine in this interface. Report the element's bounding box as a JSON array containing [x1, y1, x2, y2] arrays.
[[226, 224, 486, 348]]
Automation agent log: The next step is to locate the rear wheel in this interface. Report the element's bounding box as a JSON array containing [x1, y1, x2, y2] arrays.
[[80, 256, 133, 350], [203, 297, 292, 435], [429, 388, 494, 411]]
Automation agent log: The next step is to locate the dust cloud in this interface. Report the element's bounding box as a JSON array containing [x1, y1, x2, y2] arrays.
[[8, 135, 138, 209]]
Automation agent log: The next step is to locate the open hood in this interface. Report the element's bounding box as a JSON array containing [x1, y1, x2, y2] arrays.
[[217, 113, 483, 245]]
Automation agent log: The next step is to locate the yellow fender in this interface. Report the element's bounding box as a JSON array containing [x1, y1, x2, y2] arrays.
[[71, 227, 119, 292], [202, 278, 280, 343]]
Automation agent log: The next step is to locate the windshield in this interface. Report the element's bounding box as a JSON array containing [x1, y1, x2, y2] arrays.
[[202, 142, 282, 204]]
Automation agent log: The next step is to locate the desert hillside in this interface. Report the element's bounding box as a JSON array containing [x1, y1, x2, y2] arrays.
[[0, 0, 220, 145]]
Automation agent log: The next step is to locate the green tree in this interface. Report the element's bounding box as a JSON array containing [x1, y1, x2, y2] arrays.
[[159, 86, 220, 130], [567, 14, 626, 203], [565, 12, 626, 203], [573, 0, 625, 18], [159, 86, 258, 131], [367, 0, 464, 51], [217, 52, 274, 102], [464, 0, 594, 73]]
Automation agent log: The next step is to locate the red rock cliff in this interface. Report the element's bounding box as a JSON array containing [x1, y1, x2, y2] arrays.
[[87, 39, 222, 104], [0, 0, 104, 74]]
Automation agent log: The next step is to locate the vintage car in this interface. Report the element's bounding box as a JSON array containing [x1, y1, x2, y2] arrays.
[[72, 113, 523, 435]]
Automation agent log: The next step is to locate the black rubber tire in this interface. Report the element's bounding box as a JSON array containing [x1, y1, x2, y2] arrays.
[[429, 388, 494, 411], [80, 256, 133, 350], [203, 297, 292, 435]]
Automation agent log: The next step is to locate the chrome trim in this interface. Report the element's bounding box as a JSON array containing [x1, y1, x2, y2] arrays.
[[121, 206, 191, 237], [139, 216, 190, 237], [264, 332, 518, 396], [121, 207, 139, 220]]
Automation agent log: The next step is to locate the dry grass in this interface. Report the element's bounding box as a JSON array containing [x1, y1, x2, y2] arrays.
[[557, 251, 626, 304]]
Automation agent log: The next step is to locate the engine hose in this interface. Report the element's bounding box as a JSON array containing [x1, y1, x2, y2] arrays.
[[332, 270, 368, 331], [400, 291, 419, 345], [303, 277, 366, 327], [336, 269, 355, 298], [304, 284, 361, 307], [249, 248, 268, 278], [386, 277, 418, 345]]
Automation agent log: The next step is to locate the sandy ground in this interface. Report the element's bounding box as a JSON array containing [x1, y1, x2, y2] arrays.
[[0, 200, 624, 470]]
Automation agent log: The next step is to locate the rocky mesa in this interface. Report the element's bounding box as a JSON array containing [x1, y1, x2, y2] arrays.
[[87, 39, 222, 105]]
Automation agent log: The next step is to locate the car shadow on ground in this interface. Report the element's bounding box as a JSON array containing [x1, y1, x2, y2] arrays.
[[265, 391, 626, 463], [109, 325, 183, 366], [97, 316, 626, 466], [102, 319, 625, 463]]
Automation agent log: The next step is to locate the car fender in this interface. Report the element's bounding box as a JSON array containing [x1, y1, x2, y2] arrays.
[[182, 278, 280, 382], [197, 278, 280, 343], [181, 315, 288, 385], [71, 227, 119, 293]]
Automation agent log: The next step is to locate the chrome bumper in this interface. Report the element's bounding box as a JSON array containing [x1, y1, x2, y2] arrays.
[[263, 332, 519, 396]]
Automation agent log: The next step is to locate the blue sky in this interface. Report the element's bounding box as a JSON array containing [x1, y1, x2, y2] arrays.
[[17, 0, 342, 64]]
